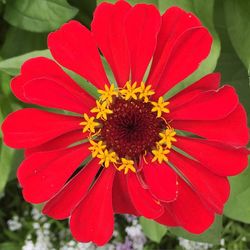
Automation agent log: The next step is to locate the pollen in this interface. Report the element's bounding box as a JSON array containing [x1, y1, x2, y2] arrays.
[[120, 81, 140, 100], [137, 82, 155, 102], [97, 149, 118, 168], [152, 144, 170, 164], [117, 158, 136, 174], [97, 84, 118, 104], [159, 127, 177, 149], [151, 97, 170, 118], [80, 114, 99, 133], [89, 140, 106, 157], [91, 100, 113, 120]]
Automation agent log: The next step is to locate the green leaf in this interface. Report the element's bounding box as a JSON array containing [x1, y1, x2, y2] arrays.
[[1, 27, 47, 59], [0, 49, 51, 75], [68, 0, 96, 28], [0, 141, 14, 196], [4, 0, 78, 32], [214, 0, 250, 121], [140, 217, 167, 243], [0, 242, 21, 250], [224, 157, 250, 223], [0, 72, 11, 96], [170, 216, 222, 244], [160, 0, 221, 98], [224, 0, 250, 70]]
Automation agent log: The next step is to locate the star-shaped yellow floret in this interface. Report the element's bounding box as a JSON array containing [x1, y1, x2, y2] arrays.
[[97, 84, 118, 104], [151, 97, 170, 118], [97, 149, 117, 168], [79, 113, 99, 133], [120, 81, 140, 100], [152, 144, 170, 164], [159, 128, 177, 149], [138, 82, 155, 102], [89, 140, 106, 157], [117, 158, 136, 174], [91, 100, 113, 120]]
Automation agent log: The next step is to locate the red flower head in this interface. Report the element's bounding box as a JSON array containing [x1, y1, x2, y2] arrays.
[[1, 0, 249, 246]]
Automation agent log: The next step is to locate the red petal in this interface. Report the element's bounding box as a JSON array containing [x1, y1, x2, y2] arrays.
[[179, 73, 221, 93], [175, 136, 249, 176], [172, 104, 249, 147], [169, 151, 230, 214], [127, 172, 164, 219], [14, 78, 95, 114], [11, 57, 94, 114], [48, 21, 109, 89], [2, 108, 82, 148], [70, 167, 115, 246], [113, 171, 139, 216], [43, 158, 100, 220], [155, 207, 179, 227], [166, 179, 215, 234], [153, 27, 212, 97], [125, 4, 161, 83], [168, 85, 239, 120], [92, 1, 131, 86], [13, 57, 84, 95], [18, 143, 90, 204], [25, 130, 85, 157], [169, 73, 221, 110], [142, 156, 178, 202], [148, 7, 202, 89]]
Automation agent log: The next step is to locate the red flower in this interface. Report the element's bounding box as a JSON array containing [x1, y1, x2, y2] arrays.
[[1, 1, 249, 246]]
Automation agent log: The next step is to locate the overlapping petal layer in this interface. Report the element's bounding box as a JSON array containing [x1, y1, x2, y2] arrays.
[[142, 156, 178, 202], [18, 143, 90, 204], [2, 108, 82, 148], [43, 158, 100, 220], [175, 136, 248, 176], [92, 1, 131, 86], [70, 167, 115, 246], [48, 21, 109, 89]]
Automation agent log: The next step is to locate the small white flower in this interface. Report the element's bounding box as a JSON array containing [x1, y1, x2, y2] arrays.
[[7, 215, 22, 231], [179, 237, 213, 250]]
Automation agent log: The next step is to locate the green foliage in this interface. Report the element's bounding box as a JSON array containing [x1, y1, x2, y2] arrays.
[[0, 49, 51, 75], [140, 217, 167, 242], [215, 0, 250, 121], [224, 0, 250, 70], [1, 27, 47, 59], [0, 141, 14, 197], [69, 0, 97, 27], [170, 216, 223, 244], [0, 242, 21, 250], [224, 157, 250, 223], [4, 0, 78, 32]]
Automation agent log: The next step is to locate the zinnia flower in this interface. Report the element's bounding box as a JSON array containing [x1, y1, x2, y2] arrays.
[[1, 0, 249, 246]]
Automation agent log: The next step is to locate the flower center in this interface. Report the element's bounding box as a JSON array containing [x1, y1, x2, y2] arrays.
[[80, 82, 177, 174], [100, 97, 164, 159]]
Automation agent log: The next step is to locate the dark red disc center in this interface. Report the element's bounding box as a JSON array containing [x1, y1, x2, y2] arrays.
[[100, 98, 164, 159]]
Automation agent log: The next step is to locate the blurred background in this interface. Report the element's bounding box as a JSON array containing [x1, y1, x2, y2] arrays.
[[0, 0, 250, 249]]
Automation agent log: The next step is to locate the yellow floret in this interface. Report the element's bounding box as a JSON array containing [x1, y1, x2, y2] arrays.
[[151, 97, 170, 117], [80, 113, 99, 133], [117, 158, 136, 174]]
